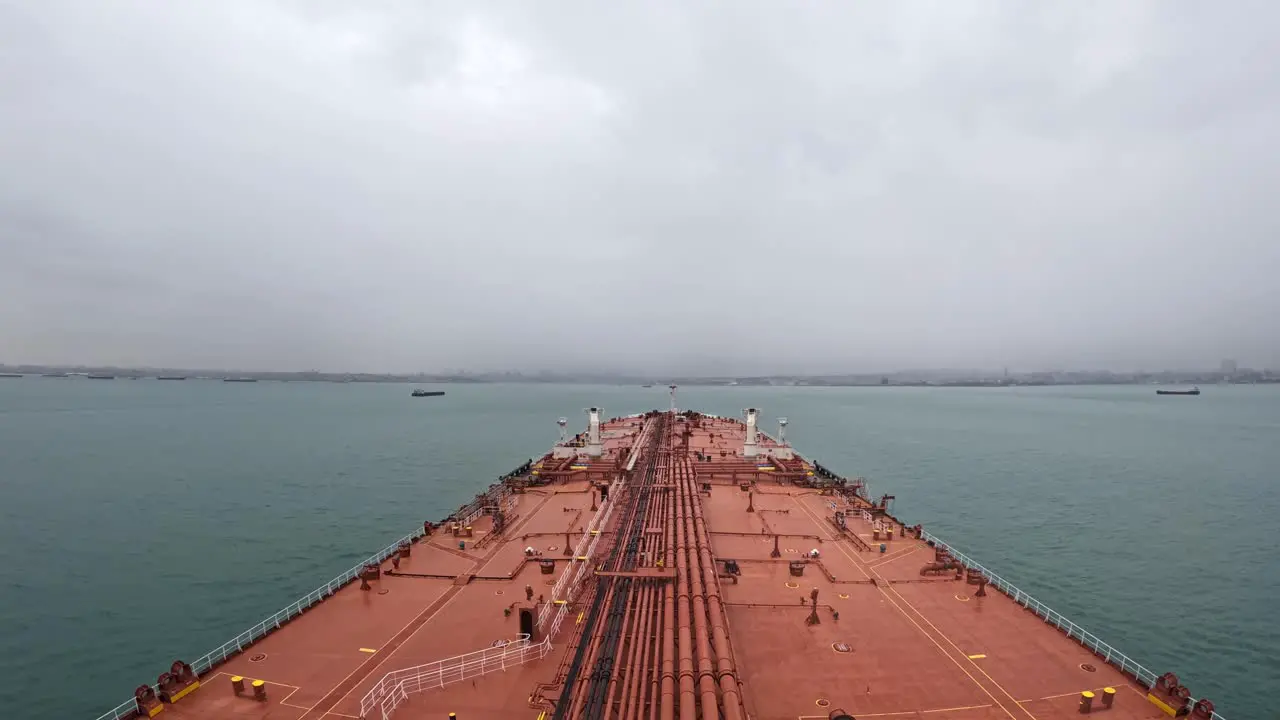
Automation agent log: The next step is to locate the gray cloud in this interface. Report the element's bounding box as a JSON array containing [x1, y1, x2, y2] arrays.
[[2, 1, 1277, 374]]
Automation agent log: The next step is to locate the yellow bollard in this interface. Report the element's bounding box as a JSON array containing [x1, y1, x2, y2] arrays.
[[231, 676, 245, 695], [1079, 690, 1095, 714], [1102, 687, 1116, 708]]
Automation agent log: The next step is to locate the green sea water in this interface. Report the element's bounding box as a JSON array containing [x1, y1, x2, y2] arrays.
[[0, 380, 1275, 718]]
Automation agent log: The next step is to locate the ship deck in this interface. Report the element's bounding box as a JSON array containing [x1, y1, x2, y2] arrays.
[[105, 410, 1198, 720]]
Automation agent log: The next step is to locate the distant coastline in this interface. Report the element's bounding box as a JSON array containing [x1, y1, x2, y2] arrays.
[[2, 364, 1275, 387]]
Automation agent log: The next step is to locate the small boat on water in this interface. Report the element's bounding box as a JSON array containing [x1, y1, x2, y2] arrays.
[[411, 389, 445, 397], [1156, 386, 1200, 396]]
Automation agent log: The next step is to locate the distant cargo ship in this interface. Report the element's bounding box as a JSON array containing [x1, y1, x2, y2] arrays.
[[223, 378, 258, 383], [1157, 386, 1200, 396], [87, 374, 115, 380], [157, 376, 188, 380], [0, 372, 22, 378], [411, 389, 445, 397], [42, 372, 68, 377]]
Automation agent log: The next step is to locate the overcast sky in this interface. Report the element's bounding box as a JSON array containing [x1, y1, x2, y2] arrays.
[[1, 1, 1277, 374]]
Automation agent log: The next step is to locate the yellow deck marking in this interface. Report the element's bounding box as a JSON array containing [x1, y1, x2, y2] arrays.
[[576, 611, 585, 625], [788, 498, 1031, 720], [798, 706, 993, 719], [1017, 689, 1090, 703], [1146, 693, 1178, 717], [168, 681, 200, 703], [968, 654, 987, 659], [871, 546, 922, 569], [359, 647, 377, 653], [206, 672, 309, 710]]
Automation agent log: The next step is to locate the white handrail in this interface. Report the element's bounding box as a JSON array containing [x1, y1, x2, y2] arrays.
[[361, 634, 553, 719], [538, 415, 652, 629], [921, 530, 1226, 720], [361, 594, 582, 719]]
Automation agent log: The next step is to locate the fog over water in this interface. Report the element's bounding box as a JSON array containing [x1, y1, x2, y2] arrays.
[[2, 2, 1277, 374]]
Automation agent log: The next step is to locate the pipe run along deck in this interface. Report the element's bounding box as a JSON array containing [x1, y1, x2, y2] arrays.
[[97, 409, 1224, 720]]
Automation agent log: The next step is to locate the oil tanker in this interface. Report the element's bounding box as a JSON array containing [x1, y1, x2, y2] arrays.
[[95, 395, 1224, 720]]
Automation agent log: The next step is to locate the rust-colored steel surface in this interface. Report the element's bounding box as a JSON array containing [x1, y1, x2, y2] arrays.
[[99, 410, 1216, 720]]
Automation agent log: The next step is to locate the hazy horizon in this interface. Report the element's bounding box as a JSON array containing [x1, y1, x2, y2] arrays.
[[1, 358, 1267, 378], [3, 2, 1278, 376]]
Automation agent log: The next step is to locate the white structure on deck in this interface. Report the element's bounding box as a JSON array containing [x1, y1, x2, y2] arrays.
[[583, 406, 603, 457], [743, 408, 760, 457]]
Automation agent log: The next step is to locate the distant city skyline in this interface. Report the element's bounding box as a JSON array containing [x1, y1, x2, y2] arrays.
[[2, 359, 1275, 385]]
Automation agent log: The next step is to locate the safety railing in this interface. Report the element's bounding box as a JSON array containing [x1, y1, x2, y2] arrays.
[[537, 469, 624, 629], [361, 634, 552, 720], [922, 531, 1227, 720], [536, 415, 652, 629], [456, 485, 513, 529], [93, 528, 423, 720]]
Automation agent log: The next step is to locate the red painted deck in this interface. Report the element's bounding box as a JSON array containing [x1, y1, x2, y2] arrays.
[[108, 411, 1192, 720]]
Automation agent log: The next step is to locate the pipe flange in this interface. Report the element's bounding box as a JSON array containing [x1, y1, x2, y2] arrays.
[[954, 594, 970, 602], [785, 581, 800, 589], [837, 593, 850, 600], [815, 698, 831, 707], [249, 653, 267, 663]]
